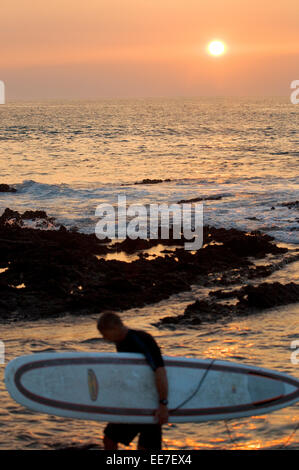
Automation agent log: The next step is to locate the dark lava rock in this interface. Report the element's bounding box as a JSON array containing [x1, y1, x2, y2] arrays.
[[177, 195, 223, 204], [156, 300, 233, 327], [210, 282, 299, 309], [0, 184, 17, 193], [21, 210, 50, 220], [280, 201, 299, 210], [218, 229, 286, 258], [156, 282, 299, 328], [133, 178, 171, 185], [0, 207, 294, 323], [0, 207, 56, 227], [111, 237, 160, 254], [0, 208, 22, 225], [236, 282, 299, 309], [110, 230, 186, 254]]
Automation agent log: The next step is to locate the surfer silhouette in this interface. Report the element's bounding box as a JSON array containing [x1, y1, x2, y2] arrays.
[[97, 311, 169, 450]]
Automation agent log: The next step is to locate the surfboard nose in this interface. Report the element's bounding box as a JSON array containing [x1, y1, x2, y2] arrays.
[[247, 371, 299, 407]]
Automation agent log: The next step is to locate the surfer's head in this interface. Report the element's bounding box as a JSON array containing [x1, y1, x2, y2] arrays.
[[97, 311, 128, 342]]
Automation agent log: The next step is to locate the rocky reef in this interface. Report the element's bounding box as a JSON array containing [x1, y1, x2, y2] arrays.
[[121, 178, 172, 186], [156, 282, 299, 328], [0, 206, 298, 324], [0, 184, 17, 193]]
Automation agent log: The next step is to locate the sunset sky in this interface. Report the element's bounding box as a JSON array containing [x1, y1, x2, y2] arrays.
[[1, 0, 299, 99]]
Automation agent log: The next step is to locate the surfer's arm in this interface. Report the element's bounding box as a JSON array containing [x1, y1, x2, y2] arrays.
[[154, 366, 169, 425], [155, 366, 168, 402], [130, 332, 168, 423]]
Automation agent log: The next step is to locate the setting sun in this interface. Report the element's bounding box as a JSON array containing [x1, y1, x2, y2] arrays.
[[207, 40, 226, 56]]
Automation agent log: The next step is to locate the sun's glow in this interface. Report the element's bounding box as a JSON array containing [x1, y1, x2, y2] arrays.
[[208, 40, 226, 56]]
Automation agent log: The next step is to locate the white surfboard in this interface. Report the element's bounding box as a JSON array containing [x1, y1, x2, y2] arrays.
[[5, 352, 299, 423]]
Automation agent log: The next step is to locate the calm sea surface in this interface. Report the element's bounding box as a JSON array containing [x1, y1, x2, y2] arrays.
[[0, 98, 298, 449]]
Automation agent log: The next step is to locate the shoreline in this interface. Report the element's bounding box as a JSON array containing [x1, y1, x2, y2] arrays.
[[0, 207, 298, 325]]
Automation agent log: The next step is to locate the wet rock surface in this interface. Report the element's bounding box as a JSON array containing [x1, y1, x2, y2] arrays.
[[280, 201, 299, 210], [0, 207, 297, 324], [177, 194, 224, 203], [122, 178, 172, 185], [134, 178, 172, 185], [156, 282, 299, 328], [0, 184, 17, 193], [209, 282, 299, 308]]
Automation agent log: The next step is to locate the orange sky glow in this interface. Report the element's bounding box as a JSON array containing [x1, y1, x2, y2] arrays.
[[1, 0, 299, 99]]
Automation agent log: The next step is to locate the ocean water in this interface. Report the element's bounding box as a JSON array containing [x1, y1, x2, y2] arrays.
[[0, 97, 298, 243], [0, 97, 298, 450]]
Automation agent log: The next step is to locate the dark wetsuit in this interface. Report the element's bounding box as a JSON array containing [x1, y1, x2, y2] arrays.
[[104, 329, 165, 450]]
